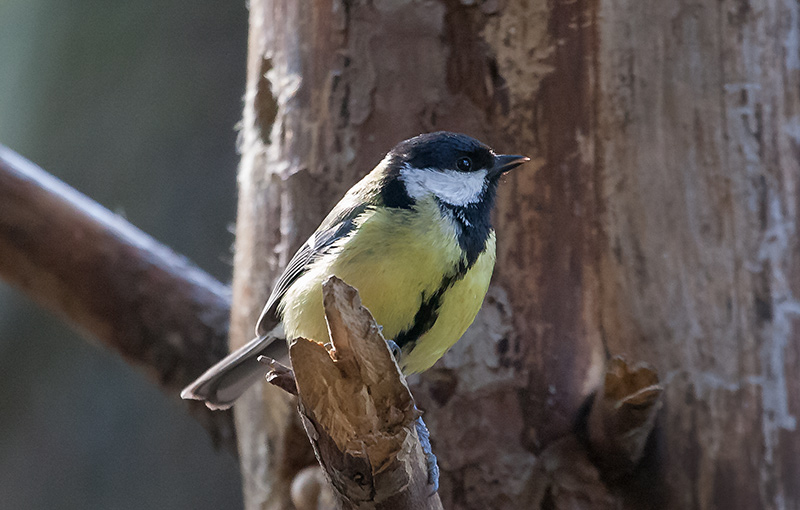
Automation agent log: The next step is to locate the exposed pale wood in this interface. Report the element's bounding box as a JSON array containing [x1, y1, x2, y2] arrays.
[[238, 0, 800, 508], [0, 145, 236, 452], [280, 276, 442, 510], [594, 1, 800, 507], [3, 0, 794, 505]]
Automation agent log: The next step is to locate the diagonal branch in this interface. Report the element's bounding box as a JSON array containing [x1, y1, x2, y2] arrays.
[[0, 145, 236, 452]]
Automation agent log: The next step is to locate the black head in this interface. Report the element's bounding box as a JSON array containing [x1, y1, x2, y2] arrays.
[[382, 131, 527, 209], [388, 132, 497, 175], [380, 132, 528, 266]]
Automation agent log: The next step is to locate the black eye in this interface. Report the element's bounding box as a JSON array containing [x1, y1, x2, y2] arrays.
[[456, 156, 472, 172]]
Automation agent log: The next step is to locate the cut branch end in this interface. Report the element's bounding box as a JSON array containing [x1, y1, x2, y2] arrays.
[[587, 356, 663, 477], [288, 276, 442, 509]]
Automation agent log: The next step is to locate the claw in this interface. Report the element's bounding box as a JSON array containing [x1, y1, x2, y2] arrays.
[[386, 339, 402, 361], [415, 415, 439, 495]]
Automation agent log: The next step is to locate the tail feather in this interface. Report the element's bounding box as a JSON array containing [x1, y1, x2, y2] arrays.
[[181, 334, 289, 410]]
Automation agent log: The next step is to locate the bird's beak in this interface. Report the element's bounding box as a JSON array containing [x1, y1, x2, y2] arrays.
[[490, 154, 530, 178]]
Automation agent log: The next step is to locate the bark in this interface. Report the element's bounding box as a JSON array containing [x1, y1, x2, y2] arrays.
[[236, 0, 799, 509], [595, 2, 800, 508], [272, 276, 443, 510], [0, 145, 236, 452], [0, 0, 793, 507]]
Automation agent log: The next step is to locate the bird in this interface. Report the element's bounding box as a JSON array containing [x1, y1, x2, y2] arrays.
[[182, 131, 528, 410]]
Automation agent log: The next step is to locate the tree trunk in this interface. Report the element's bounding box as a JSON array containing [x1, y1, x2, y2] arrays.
[[594, 1, 800, 508], [233, 1, 799, 509]]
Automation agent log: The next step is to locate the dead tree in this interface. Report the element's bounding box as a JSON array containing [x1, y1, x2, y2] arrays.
[[234, 1, 799, 509], [1, 0, 797, 509]]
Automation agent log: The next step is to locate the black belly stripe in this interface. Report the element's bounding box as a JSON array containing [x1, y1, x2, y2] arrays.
[[394, 259, 470, 350]]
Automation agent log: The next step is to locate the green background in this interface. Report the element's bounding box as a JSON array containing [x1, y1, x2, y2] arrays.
[[0, 1, 247, 508]]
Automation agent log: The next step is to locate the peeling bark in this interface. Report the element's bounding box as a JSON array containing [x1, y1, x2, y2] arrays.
[[594, 1, 800, 508], [0, 0, 795, 507], [236, 0, 799, 509], [277, 277, 443, 510]]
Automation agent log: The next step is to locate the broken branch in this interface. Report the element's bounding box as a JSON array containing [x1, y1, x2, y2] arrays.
[[586, 356, 663, 477], [0, 145, 236, 451], [274, 276, 442, 510]]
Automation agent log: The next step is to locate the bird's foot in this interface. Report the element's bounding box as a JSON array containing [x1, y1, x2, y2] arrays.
[[385, 339, 402, 362], [415, 415, 439, 495]]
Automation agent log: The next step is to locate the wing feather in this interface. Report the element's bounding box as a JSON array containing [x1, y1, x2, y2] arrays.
[[255, 202, 372, 335]]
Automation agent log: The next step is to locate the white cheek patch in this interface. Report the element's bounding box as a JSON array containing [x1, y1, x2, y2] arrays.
[[400, 166, 488, 206]]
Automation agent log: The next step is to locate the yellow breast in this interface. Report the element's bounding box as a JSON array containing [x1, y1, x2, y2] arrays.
[[279, 197, 496, 374]]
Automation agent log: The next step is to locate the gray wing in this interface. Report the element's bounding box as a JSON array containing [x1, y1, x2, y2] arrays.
[[181, 214, 365, 410], [255, 167, 385, 333], [255, 204, 368, 336], [182, 176, 379, 409]]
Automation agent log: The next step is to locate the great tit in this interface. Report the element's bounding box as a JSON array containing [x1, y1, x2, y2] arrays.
[[182, 131, 528, 410]]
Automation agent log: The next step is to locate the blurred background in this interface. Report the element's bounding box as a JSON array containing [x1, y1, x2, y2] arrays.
[[0, 1, 247, 508]]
